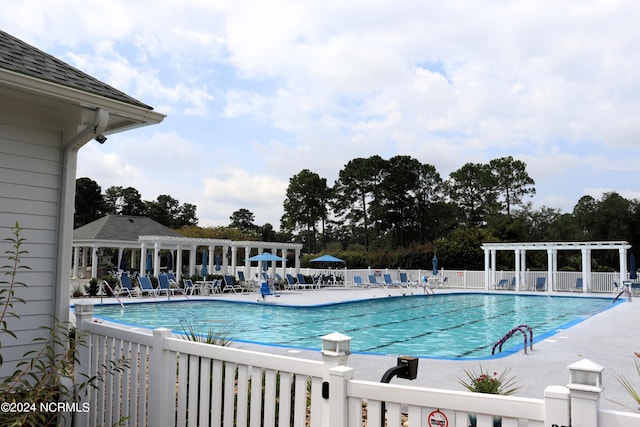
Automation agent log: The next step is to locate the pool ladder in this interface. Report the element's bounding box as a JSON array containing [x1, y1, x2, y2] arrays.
[[492, 324, 533, 355]]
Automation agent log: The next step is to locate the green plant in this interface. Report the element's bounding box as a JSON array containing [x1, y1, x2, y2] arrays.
[[71, 282, 85, 298], [0, 222, 129, 426], [617, 352, 640, 412], [179, 318, 233, 346], [458, 365, 520, 395], [85, 277, 99, 296]]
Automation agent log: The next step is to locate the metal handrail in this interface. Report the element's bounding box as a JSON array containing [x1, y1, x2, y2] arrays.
[[492, 324, 533, 355]]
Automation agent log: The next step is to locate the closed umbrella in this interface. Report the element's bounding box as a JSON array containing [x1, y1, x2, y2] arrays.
[[432, 254, 438, 276], [166, 251, 173, 272], [631, 253, 637, 280], [146, 251, 153, 274], [201, 249, 208, 277], [214, 254, 221, 271], [119, 251, 128, 271]]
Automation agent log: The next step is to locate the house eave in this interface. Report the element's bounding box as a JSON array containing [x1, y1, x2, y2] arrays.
[[0, 68, 165, 133]]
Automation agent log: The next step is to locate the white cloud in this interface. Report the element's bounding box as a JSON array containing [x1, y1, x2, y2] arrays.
[[5, 0, 640, 228]]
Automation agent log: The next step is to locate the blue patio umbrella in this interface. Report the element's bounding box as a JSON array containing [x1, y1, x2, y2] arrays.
[[310, 254, 345, 263], [630, 253, 637, 280], [432, 254, 438, 275], [201, 249, 208, 276], [146, 251, 153, 273], [246, 252, 286, 262], [166, 251, 173, 271], [214, 254, 221, 271]]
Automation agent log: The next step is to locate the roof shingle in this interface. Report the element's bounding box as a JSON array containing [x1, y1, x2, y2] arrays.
[[0, 29, 153, 110], [73, 215, 182, 241]]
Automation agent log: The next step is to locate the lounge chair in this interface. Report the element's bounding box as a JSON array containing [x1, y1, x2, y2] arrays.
[[223, 275, 244, 293], [138, 276, 158, 296], [572, 278, 583, 292], [368, 275, 383, 287], [158, 273, 180, 296], [508, 277, 516, 290], [259, 282, 275, 300], [399, 272, 412, 287], [285, 274, 298, 290], [383, 273, 403, 287], [117, 273, 140, 297], [535, 277, 546, 291], [296, 273, 314, 289], [495, 279, 509, 290], [353, 276, 366, 287]]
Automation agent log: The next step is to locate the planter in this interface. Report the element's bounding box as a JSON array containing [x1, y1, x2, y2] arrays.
[[468, 414, 502, 427]]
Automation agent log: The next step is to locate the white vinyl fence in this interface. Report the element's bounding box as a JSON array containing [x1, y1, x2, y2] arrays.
[[73, 302, 640, 427]]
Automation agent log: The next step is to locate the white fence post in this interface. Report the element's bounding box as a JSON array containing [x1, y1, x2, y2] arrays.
[[543, 385, 570, 427], [73, 302, 94, 427], [327, 365, 354, 427], [320, 332, 352, 427], [148, 328, 173, 427], [567, 359, 604, 427]]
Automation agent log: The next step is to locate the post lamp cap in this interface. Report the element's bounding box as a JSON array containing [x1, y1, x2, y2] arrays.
[[322, 332, 351, 342], [568, 358, 604, 373]]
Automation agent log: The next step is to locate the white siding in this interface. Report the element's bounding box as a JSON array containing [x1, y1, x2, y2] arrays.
[[0, 121, 62, 374]]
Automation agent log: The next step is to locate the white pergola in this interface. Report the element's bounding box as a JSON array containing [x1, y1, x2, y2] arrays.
[[72, 235, 303, 280], [481, 241, 632, 292]]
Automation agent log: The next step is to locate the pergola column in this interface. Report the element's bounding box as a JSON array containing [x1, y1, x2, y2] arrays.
[[91, 246, 98, 279], [280, 248, 287, 278], [295, 248, 301, 274], [188, 246, 196, 276], [490, 249, 497, 290], [514, 249, 521, 291], [231, 246, 237, 276], [581, 248, 590, 292], [619, 247, 628, 285], [222, 244, 229, 274], [72, 246, 80, 278], [547, 249, 555, 292], [483, 248, 490, 288], [244, 245, 251, 278]]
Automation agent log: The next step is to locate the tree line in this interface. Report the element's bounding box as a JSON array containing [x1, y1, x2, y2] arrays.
[[279, 155, 639, 271], [74, 178, 198, 229], [75, 153, 640, 271]]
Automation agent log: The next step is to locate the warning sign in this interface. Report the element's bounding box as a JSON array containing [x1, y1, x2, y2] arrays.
[[427, 409, 448, 427]]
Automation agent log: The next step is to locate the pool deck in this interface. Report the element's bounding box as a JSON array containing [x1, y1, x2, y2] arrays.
[[72, 287, 640, 411]]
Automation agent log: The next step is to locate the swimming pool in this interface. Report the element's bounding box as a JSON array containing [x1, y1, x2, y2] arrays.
[[91, 294, 619, 359]]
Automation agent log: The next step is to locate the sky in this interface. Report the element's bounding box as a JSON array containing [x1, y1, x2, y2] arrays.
[[3, 1, 640, 229]]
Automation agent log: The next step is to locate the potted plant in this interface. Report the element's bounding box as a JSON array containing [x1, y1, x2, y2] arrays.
[[458, 365, 520, 427]]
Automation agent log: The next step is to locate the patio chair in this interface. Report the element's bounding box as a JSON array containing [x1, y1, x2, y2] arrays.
[[183, 279, 197, 295], [259, 282, 277, 300], [353, 275, 366, 287], [572, 278, 583, 292], [399, 272, 412, 287], [285, 274, 298, 290], [158, 273, 180, 296], [508, 277, 516, 290], [495, 279, 508, 290], [383, 273, 402, 287], [535, 277, 547, 291], [223, 275, 244, 293], [138, 276, 158, 297], [368, 275, 384, 287], [117, 272, 140, 297], [296, 273, 314, 289]]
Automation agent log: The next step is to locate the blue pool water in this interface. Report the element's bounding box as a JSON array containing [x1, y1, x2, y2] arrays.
[[91, 294, 619, 359]]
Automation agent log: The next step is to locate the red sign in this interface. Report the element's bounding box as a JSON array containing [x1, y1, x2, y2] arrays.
[[427, 409, 448, 427]]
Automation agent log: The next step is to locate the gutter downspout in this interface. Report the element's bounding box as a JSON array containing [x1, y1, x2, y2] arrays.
[[54, 109, 109, 323]]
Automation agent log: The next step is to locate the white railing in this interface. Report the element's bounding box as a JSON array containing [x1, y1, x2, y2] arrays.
[[73, 302, 640, 427]]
